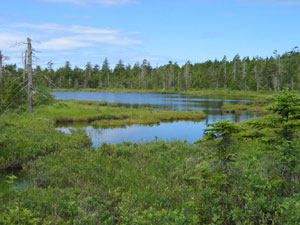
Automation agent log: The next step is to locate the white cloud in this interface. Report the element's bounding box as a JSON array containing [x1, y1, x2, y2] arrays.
[[1, 23, 141, 51], [41, 0, 136, 5], [0, 31, 26, 50], [37, 37, 93, 50], [12, 23, 119, 34], [0, 22, 143, 68]]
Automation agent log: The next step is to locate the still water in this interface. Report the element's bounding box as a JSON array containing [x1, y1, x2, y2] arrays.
[[53, 91, 259, 147], [0, 92, 258, 192], [52, 91, 251, 112]]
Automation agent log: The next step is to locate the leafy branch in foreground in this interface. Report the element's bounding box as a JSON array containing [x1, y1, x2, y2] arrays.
[[268, 88, 300, 139], [195, 120, 241, 175]]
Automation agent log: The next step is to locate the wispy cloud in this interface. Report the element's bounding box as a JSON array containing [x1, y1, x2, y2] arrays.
[[0, 22, 142, 67], [11, 23, 120, 35], [1, 23, 141, 51], [0, 31, 26, 50], [40, 0, 137, 6]]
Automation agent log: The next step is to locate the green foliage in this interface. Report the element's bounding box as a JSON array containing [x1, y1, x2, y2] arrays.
[[195, 120, 241, 173], [268, 88, 300, 139], [0, 120, 91, 170], [0, 74, 27, 114], [1, 87, 300, 224], [33, 86, 55, 107], [0, 175, 42, 225], [2, 136, 298, 224], [26, 47, 300, 91], [201, 120, 241, 145]]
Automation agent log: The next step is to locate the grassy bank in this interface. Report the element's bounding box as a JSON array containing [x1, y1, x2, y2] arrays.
[[222, 99, 270, 114], [0, 99, 205, 170], [29, 100, 206, 127]]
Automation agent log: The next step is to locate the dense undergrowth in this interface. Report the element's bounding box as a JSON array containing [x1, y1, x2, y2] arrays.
[[0, 120, 91, 170], [1, 89, 300, 224], [2, 136, 300, 224]]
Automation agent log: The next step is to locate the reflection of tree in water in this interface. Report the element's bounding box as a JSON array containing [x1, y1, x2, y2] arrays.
[[86, 126, 104, 139], [53, 92, 260, 147]]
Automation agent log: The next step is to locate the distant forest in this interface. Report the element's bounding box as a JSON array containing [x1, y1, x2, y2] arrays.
[[3, 47, 300, 91]]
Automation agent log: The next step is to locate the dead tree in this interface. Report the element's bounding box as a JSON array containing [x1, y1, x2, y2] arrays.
[[27, 38, 33, 113], [23, 50, 27, 87], [184, 62, 190, 91]]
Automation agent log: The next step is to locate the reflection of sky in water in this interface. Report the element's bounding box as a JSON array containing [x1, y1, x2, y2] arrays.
[[52, 92, 251, 112], [57, 121, 207, 147], [57, 111, 256, 148], [53, 91, 260, 147]]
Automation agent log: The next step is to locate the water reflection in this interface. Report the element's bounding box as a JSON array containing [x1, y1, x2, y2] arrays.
[[57, 112, 258, 148], [53, 91, 259, 147], [52, 91, 250, 112]]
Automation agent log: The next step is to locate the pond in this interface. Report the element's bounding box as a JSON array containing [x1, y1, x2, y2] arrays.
[[1, 91, 259, 193], [53, 91, 260, 147], [52, 91, 250, 112]]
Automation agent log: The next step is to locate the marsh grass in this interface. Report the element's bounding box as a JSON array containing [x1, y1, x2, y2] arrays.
[[222, 99, 270, 114], [32, 100, 206, 127], [0, 99, 205, 169]]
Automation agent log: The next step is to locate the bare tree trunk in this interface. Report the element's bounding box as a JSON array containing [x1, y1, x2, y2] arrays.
[[162, 69, 166, 90], [88, 67, 91, 79], [27, 38, 33, 113], [254, 65, 260, 92], [168, 64, 174, 90], [177, 71, 180, 90], [242, 60, 247, 90], [140, 66, 145, 89], [233, 60, 237, 82], [0, 50, 3, 80], [224, 61, 227, 89], [184, 63, 190, 91], [215, 68, 219, 90], [23, 50, 27, 87]]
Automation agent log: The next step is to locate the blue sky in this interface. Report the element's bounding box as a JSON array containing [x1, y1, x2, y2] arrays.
[[1, 0, 300, 69]]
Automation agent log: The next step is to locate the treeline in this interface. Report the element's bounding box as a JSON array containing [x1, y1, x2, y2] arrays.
[[8, 47, 299, 91], [1, 47, 300, 93]]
